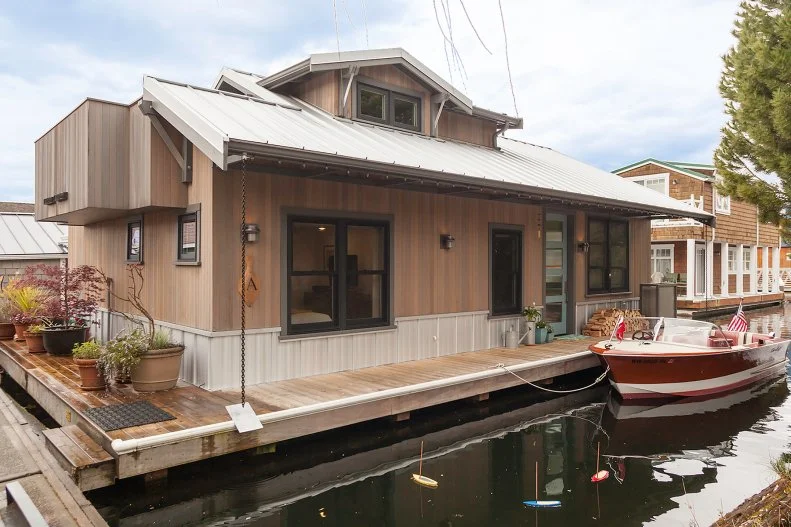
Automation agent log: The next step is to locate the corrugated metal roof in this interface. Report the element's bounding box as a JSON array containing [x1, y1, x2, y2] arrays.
[[143, 76, 713, 223], [0, 213, 67, 258]]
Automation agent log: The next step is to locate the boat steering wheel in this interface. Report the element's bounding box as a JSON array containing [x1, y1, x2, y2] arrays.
[[632, 330, 654, 341]]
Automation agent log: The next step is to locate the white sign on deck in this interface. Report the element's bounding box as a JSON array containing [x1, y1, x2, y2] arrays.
[[226, 403, 263, 433]]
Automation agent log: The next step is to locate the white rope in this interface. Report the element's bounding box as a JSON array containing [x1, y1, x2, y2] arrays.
[[495, 362, 610, 394]]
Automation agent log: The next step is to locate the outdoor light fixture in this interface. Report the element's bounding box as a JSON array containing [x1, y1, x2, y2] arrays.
[[577, 241, 590, 252], [242, 223, 260, 243], [440, 234, 455, 250]]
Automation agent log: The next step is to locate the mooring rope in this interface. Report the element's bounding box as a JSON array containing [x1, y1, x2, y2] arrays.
[[495, 363, 610, 394]]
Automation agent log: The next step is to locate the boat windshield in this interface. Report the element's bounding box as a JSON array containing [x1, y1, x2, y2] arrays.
[[658, 318, 719, 347]]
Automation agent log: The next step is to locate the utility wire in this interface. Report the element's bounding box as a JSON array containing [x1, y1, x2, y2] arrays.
[[433, 0, 455, 84], [332, 0, 341, 57], [498, 0, 519, 116], [360, 0, 369, 48], [458, 0, 492, 54]]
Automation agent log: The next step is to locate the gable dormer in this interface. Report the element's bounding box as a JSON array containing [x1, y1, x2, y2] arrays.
[[216, 48, 521, 148]]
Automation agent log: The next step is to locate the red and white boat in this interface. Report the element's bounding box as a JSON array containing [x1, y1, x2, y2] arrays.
[[589, 318, 790, 400]]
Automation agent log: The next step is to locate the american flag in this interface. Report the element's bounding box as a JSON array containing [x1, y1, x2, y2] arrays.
[[727, 301, 749, 332]]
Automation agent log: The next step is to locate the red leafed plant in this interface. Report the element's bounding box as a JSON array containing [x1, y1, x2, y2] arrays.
[[14, 263, 105, 327]]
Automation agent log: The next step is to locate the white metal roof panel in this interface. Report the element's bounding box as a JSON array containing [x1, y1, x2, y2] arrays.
[[0, 213, 67, 258], [142, 76, 713, 222]]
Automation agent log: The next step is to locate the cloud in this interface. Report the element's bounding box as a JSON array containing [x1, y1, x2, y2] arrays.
[[0, 0, 741, 201]]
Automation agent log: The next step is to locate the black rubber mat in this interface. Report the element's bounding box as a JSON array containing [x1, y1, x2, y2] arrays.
[[84, 400, 175, 431]]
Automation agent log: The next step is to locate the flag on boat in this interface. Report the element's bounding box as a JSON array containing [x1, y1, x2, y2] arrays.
[[613, 316, 626, 342], [727, 301, 748, 332]]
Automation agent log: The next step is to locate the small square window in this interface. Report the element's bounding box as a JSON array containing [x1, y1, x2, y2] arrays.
[[359, 87, 386, 121], [177, 211, 199, 263], [126, 218, 142, 263], [393, 96, 418, 129]]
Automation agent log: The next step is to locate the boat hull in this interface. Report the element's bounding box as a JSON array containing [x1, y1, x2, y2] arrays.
[[590, 340, 789, 400]]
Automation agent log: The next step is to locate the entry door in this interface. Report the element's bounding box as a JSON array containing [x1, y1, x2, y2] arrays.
[[695, 246, 706, 296], [545, 214, 568, 335]]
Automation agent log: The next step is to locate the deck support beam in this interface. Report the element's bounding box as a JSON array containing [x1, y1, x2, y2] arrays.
[[762, 246, 770, 292], [393, 411, 411, 422]]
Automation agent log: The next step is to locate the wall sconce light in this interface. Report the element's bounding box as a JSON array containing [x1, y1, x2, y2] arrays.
[[577, 241, 590, 253], [440, 234, 455, 250], [672, 179, 678, 185], [242, 223, 260, 243]]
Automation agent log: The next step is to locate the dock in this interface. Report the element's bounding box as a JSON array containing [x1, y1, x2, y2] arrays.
[[0, 337, 600, 489], [677, 292, 785, 318]]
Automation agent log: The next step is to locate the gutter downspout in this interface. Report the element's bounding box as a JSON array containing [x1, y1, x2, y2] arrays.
[[110, 350, 594, 455], [492, 122, 510, 149]]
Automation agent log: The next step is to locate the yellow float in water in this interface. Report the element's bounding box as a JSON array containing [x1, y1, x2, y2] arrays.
[[411, 440, 439, 489]]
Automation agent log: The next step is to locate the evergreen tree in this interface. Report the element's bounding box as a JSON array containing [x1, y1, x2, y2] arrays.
[[715, 0, 791, 232]]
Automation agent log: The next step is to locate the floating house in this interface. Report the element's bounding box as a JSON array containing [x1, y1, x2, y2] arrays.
[[614, 159, 784, 312], [0, 49, 720, 487], [33, 49, 713, 390], [0, 202, 67, 283]]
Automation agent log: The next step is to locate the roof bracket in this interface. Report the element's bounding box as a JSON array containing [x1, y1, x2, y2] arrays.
[[141, 102, 185, 170], [430, 94, 449, 137], [342, 65, 360, 116]]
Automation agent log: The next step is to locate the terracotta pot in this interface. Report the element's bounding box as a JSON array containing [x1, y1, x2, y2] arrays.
[[0, 322, 15, 340], [131, 346, 184, 392], [13, 324, 30, 342], [74, 358, 106, 391], [23, 332, 46, 353]]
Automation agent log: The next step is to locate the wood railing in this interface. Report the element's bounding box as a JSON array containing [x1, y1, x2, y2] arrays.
[[652, 194, 705, 228], [757, 269, 791, 291]]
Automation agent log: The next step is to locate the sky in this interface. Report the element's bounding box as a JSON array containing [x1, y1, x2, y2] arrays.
[[0, 0, 742, 202]]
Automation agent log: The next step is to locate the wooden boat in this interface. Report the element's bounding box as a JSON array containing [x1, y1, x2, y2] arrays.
[[589, 318, 790, 400]]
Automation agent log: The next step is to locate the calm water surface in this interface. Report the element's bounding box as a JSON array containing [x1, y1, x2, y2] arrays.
[[92, 304, 791, 526]]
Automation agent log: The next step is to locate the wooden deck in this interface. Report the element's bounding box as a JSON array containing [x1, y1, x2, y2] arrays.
[[0, 337, 599, 485]]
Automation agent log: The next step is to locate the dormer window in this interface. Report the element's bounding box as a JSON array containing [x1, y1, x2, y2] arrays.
[[356, 83, 421, 132]]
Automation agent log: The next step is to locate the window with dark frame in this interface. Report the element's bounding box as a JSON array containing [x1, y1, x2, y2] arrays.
[[587, 218, 629, 294], [287, 216, 390, 335], [126, 219, 142, 263], [356, 82, 421, 132], [177, 212, 198, 262], [491, 228, 523, 316]]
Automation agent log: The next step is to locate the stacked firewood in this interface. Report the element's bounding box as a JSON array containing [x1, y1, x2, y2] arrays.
[[581, 309, 643, 337]]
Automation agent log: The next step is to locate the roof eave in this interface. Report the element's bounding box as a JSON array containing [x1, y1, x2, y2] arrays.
[[227, 138, 714, 224]]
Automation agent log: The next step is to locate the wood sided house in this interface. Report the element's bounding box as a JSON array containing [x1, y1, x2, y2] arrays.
[[35, 48, 712, 391], [614, 159, 784, 311]]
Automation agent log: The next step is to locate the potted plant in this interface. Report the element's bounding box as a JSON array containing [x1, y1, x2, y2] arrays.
[[535, 320, 548, 344], [0, 296, 15, 340], [99, 266, 185, 392], [73, 340, 106, 391], [4, 283, 45, 342], [13, 263, 103, 356], [546, 324, 555, 343], [100, 329, 147, 386], [23, 324, 46, 353], [522, 303, 541, 346]]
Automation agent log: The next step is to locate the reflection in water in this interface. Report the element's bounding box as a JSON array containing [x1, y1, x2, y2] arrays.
[[92, 306, 791, 527]]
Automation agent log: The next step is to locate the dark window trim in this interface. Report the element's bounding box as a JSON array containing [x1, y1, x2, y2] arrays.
[[355, 78, 423, 132], [586, 216, 630, 295], [176, 204, 201, 266], [126, 215, 143, 264], [282, 209, 394, 337], [489, 223, 524, 317]]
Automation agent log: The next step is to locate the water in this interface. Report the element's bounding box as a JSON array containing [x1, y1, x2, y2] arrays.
[[91, 304, 791, 526]]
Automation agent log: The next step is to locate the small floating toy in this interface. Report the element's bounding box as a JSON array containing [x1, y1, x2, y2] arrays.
[[411, 441, 438, 489], [524, 461, 561, 509], [591, 442, 609, 483]]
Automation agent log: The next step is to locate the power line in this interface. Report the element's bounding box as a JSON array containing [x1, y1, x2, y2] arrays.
[[332, 0, 341, 57], [433, 0, 455, 84], [498, 0, 519, 117], [458, 0, 492, 54], [360, 0, 369, 48]]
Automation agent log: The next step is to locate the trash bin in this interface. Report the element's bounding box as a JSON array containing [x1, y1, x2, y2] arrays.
[[640, 283, 677, 318]]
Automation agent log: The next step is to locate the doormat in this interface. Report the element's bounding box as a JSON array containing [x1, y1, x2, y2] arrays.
[[554, 334, 589, 341], [84, 400, 175, 431]]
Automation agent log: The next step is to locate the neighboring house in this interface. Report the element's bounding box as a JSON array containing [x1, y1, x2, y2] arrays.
[[34, 48, 711, 390], [0, 202, 67, 284], [614, 159, 783, 305]]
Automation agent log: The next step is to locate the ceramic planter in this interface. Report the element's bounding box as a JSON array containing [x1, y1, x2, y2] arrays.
[[23, 332, 45, 353], [74, 358, 106, 391], [0, 323, 14, 340], [13, 324, 30, 342], [546, 331, 555, 343], [42, 327, 87, 356], [535, 327, 547, 344], [524, 319, 536, 345], [131, 346, 184, 392]]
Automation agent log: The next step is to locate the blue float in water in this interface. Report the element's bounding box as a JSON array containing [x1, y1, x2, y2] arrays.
[[523, 500, 561, 508]]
